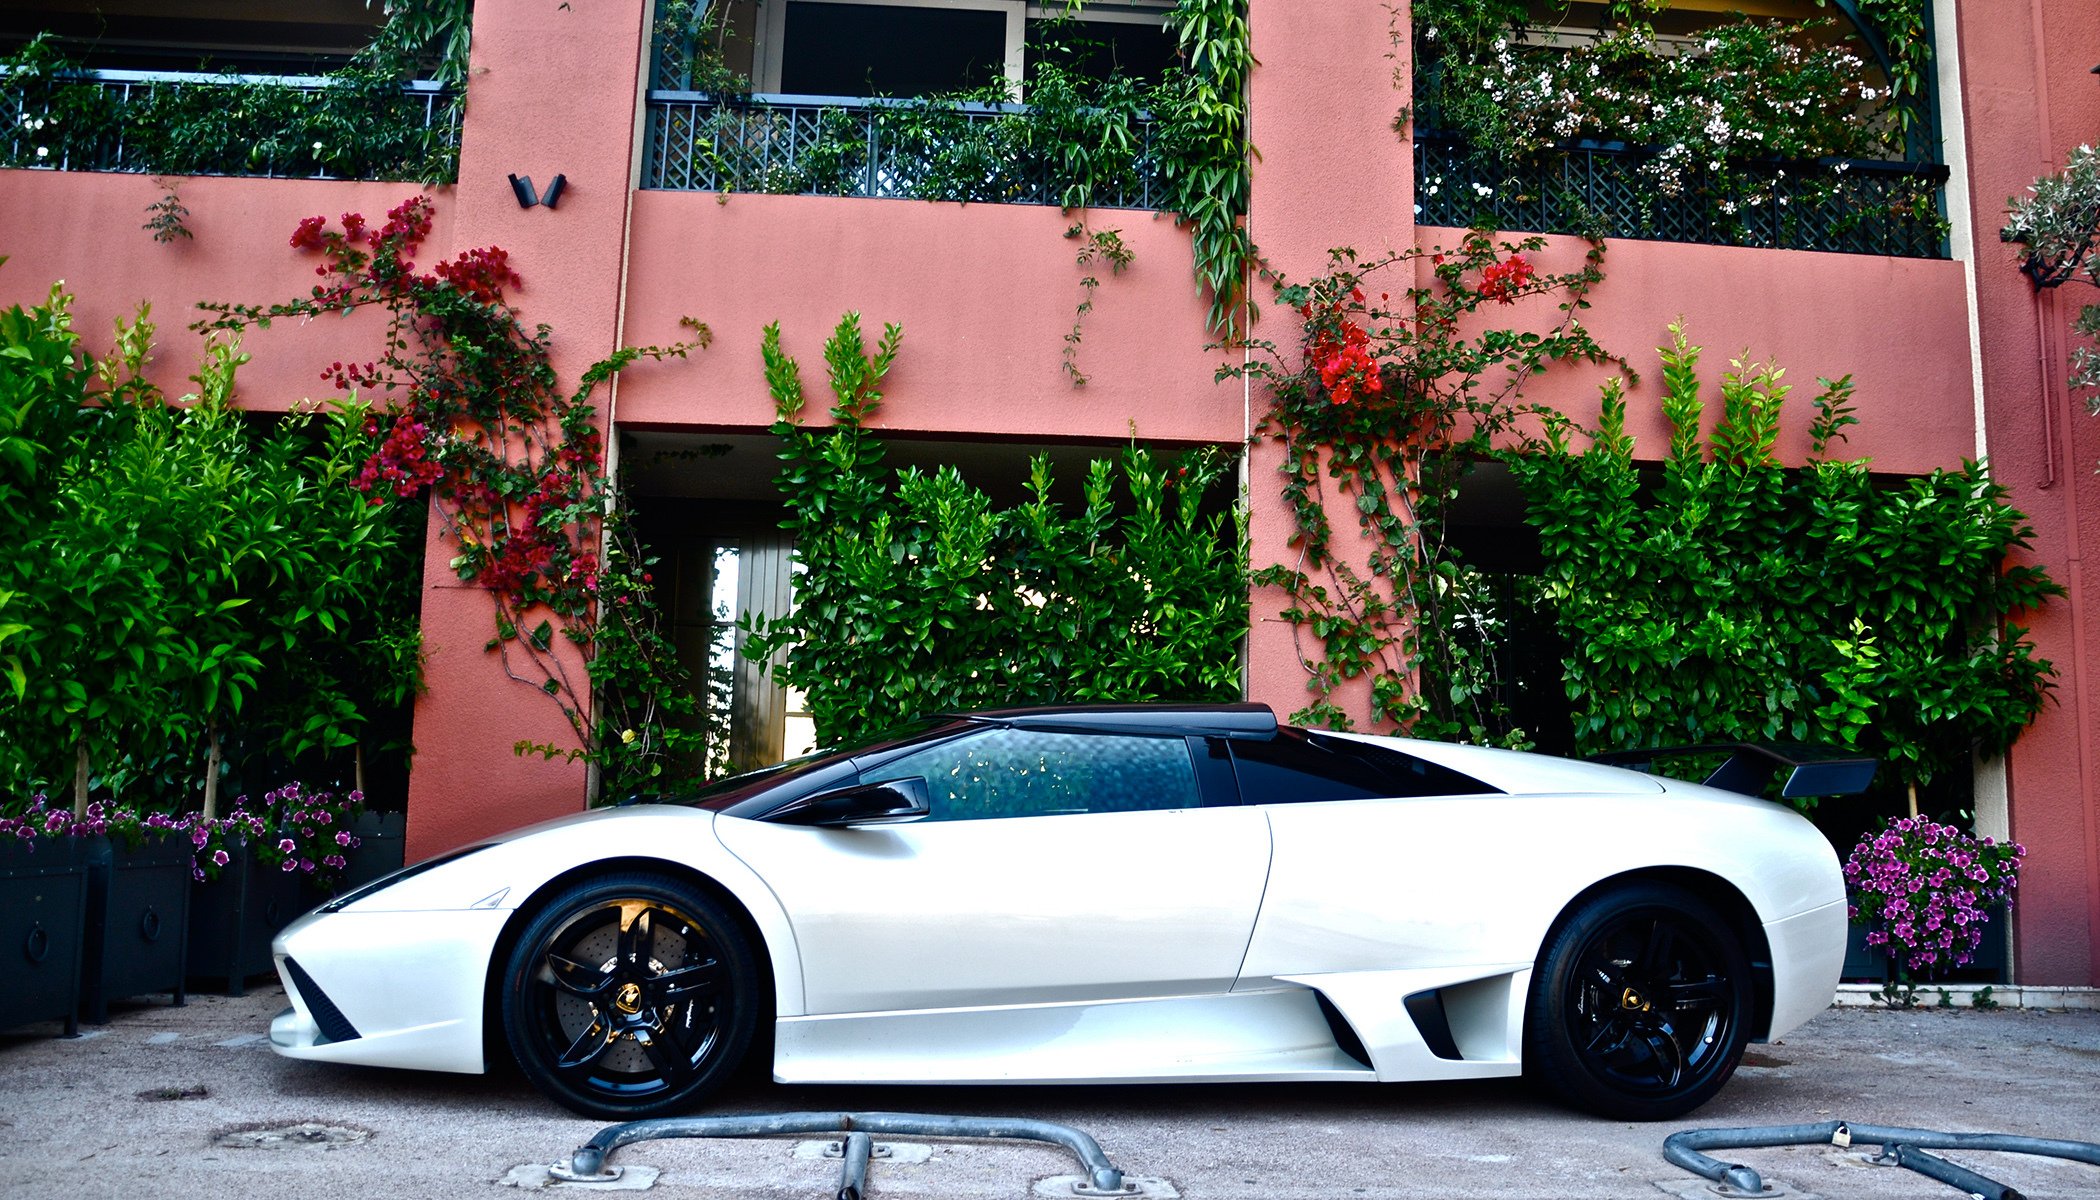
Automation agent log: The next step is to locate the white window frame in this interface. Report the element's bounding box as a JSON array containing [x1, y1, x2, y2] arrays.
[[753, 0, 1170, 96]]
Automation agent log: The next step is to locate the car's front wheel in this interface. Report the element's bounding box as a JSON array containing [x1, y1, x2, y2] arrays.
[[1525, 883, 1752, 1121], [500, 872, 758, 1118]]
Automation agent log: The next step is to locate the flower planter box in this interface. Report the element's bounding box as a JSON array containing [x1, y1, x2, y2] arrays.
[[185, 843, 325, 997], [341, 811, 405, 891], [0, 838, 93, 1036], [80, 836, 192, 1024], [1842, 904, 2011, 984]]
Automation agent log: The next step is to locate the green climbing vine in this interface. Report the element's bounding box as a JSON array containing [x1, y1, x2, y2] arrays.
[[1233, 232, 1616, 740]]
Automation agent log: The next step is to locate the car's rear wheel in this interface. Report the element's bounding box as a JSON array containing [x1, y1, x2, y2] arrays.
[[1525, 883, 1752, 1121], [501, 872, 758, 1118]]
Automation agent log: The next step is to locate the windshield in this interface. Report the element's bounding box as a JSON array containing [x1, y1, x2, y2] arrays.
[[670, 715, 963, 812]]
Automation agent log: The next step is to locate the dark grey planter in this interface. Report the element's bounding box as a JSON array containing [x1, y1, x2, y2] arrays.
[[185, 843, 324, 997], [1842, 903, 2011, 984], [0, 838, 93, 1035], [81, 836, 192, 1024], [342, 811, 406, 891]]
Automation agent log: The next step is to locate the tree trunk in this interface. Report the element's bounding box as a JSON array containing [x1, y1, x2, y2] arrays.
[[202, 727, 222, 822], [72, 740, 89, 817]]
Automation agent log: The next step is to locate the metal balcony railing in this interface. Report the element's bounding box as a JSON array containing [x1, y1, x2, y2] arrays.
[[1415, 133, 1951, 259], [2, 68, 461, 181], [640, 91, 1165, 210]]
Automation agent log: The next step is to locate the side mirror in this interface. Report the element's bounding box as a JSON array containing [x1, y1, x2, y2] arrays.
[[766, 777, 931, 828]]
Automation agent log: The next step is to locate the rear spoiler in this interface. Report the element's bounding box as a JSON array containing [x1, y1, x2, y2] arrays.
[[1589, 743, 1878, 799]]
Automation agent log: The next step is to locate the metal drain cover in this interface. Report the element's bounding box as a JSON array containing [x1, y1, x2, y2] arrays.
[[214, 1121, 372, 1150]]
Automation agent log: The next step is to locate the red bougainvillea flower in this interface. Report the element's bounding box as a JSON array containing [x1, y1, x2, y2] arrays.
[[1306, 304, 1383, 406], [1477, 254, 1537, 305]]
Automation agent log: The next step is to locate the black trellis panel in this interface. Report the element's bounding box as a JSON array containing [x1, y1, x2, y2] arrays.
[[641, 93, 1165, 212], [1415, 134, 1949, 260]]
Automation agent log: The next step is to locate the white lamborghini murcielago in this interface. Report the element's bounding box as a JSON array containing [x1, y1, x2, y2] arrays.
[[268, 704, 1860, 1121]]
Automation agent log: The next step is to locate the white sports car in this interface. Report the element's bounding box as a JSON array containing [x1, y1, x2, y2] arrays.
[[268, 704, 1856, 1122]]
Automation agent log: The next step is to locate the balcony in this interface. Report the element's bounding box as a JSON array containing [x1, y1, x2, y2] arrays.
[[2, 66, 460, 183], [1408, 2, 1948, 259], [640, 91, 1164, 208], [1415, 134, 1950, 259]]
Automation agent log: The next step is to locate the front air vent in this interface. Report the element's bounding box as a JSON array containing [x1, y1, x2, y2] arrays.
[[284, 956, 361, 1046], [1404, 988, 1464, 1061]]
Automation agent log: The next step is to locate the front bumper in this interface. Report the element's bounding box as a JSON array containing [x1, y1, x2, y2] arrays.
[[269, 906, 512, 1074]]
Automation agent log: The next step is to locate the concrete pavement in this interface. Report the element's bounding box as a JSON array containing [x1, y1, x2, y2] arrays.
[[2, 987, 2097, 1199]]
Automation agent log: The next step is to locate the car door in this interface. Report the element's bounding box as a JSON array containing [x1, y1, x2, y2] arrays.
[[715, 725, 1272, 1015]]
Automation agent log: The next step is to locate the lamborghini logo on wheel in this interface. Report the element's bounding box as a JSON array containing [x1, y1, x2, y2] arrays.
[[1621, 988, 1651, 1012], [614, 983, 643, 1015]]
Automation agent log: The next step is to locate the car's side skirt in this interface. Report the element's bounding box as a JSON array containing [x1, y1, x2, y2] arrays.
[[772, 985, 1517, 1085]]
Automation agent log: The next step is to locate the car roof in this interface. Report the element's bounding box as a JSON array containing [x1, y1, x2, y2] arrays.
[[949, 703, 1279, 740]]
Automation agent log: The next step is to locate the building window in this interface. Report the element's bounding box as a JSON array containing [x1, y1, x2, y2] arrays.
[[739, 0, 1172, 97]]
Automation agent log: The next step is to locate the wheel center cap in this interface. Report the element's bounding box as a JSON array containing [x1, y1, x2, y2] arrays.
[[1620, 987, 1651, 1012], [613, 982, 643, 1015]]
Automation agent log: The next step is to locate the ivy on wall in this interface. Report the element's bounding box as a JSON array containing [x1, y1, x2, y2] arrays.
[[743, 313, 1248, 743], [1504, 325, 2061, 795]]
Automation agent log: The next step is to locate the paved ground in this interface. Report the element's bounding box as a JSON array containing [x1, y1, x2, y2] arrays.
[[2, 988, 2097, 1200]]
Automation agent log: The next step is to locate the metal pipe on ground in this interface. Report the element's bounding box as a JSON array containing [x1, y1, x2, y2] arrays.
[[553, 1110, 1129, 1195], [1663, 1120, 2100, 1199]]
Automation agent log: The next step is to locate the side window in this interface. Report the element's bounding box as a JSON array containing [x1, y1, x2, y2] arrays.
[[1229, 731, 1497, 804], [864, 728, 1199, 822]]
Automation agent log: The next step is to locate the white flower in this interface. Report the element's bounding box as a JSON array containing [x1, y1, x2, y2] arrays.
[[312, 140, 324, 152], [1861, 87, 1878, 101], [1425, 26, 1438, 41], [35, 146, 47, 158]]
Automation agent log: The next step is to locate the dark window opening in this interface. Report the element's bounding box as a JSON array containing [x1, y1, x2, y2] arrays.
[[780, 2, 1006, 97], [1024, 17, 1173, 86]]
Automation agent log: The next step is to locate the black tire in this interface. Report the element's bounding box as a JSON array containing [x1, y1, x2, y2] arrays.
[[500, 872, 759, 1119], [1524, 883, 1752, 1122]]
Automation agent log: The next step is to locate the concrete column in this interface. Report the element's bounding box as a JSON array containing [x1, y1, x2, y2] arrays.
[[404, 0, 652, 860]]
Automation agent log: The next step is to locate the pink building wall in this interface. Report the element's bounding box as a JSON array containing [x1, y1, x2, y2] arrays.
[[616, 193, 1230, 441], [400, 0, 654, 859], [0, 172, 454, 406], [1955, 0, 2100, 985]]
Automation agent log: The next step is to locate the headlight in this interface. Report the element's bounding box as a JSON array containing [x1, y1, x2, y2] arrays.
[[320, 843, 494, 913]]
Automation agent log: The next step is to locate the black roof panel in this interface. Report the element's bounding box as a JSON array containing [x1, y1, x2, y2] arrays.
[[954, 703, 1279, 740]]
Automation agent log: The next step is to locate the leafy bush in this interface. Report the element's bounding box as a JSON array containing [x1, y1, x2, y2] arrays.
[[1503, 324, 2060, 793], [0, 280, 422, 815], [744, 314, 1248, 743]]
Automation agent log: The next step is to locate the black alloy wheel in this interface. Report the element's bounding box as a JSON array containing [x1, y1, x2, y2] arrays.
[[1525, 883, 1752, 1121], [501, 872, 758, 1118]]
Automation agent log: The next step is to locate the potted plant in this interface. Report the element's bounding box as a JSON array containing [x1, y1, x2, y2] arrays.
[[0, 796, 95, 1035], [186, 782, 364, 995], [1845, 816, 2024, 1005], [76, 801, 198, 1024]]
